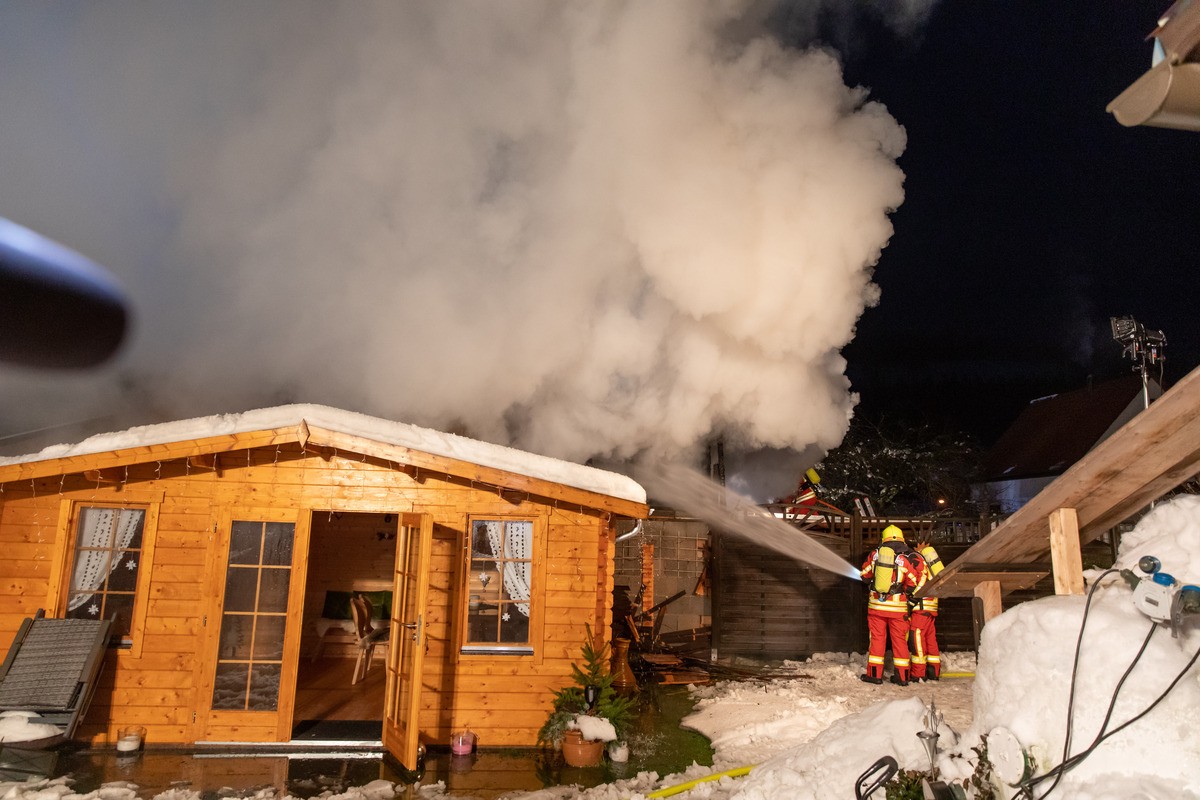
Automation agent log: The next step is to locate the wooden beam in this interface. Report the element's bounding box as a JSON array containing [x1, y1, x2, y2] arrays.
[[1048, 507, 1085, 595], [926, 364, 1200, 595], [83, 469, 121, 485], [924, 568, 1048, 598], [187, 454, 221, 473], [0, 429, 296, 484], [974, 580, 1003, 624], [641, 543, 655, 614]]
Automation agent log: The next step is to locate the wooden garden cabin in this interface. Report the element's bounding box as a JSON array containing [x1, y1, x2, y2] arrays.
[[0, 405, 647, 768]]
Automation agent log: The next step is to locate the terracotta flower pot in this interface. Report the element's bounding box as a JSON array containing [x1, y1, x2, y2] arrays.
[[561, 728, 604, 767]]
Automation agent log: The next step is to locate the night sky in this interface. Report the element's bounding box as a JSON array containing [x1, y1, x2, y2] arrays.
[[802, 1, 1200, 444]]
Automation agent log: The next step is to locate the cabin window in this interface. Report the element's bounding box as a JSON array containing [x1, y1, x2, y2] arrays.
[[462, 518, 533, 655], [64, 505, 148, 646]]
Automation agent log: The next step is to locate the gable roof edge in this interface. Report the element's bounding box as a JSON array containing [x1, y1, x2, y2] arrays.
[[0, 404, 647, 508]]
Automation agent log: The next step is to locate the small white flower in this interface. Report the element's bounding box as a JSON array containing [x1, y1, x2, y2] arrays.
[[125, 559, 138, 570], [502, 611, 511, 622], [88, 603, 100, 616]]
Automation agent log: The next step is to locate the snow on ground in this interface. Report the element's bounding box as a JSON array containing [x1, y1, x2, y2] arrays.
[[2, 497, 1198, 800], [682, 652, 975, 769]]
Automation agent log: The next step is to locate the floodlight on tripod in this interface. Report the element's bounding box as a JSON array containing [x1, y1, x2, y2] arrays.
[[1110, 315, 1166, 410], [1110, 315, 1166, 366]]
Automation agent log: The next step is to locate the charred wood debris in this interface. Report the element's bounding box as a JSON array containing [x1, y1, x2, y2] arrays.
[[611, 585, 812, 687]]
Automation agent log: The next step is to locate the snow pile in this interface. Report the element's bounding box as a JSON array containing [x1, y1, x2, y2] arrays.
[[728, 697, 948, 800], [684, 651, 975, 769], [966, 494, 1200, 798], [570, 715, 617, 743], [0, 711, 63, 743]]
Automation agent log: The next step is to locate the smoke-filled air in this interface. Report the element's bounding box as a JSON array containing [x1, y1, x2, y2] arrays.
[[0, 1, 907, 469]]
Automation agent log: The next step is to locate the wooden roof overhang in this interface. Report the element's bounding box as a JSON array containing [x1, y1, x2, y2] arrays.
[[922, 364, 1200, 599], [0, 421, 648, 520]]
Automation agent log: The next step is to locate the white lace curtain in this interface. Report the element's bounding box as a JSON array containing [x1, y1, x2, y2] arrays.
[[67, 507, 145, 611], [484, 520, 531, 617]]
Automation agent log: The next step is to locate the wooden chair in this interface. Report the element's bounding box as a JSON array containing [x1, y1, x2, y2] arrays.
[[349, 594, 389, 685]]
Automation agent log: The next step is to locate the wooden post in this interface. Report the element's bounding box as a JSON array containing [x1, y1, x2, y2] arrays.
[[1048, 507, 1085, 595], [971, 596, 986, 652], [973, 580, 1003, 624], [640, 543, 656, 614]]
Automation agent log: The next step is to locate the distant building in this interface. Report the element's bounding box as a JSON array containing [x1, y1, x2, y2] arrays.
[[975, 375, 1161, 513]]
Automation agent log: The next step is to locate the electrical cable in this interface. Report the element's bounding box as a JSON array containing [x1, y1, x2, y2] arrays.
[[1049, 635, 1200, 778], [1018, 569, 1116, 800], [1023, 617, 1155, 798], [1019, 569, 1200, 798]]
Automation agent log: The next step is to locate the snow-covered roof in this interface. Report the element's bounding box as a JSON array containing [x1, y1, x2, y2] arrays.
[[0, 404, 647, 505]]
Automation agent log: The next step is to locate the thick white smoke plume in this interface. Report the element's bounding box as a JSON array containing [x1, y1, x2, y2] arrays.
[[0, 1, 905, 471]]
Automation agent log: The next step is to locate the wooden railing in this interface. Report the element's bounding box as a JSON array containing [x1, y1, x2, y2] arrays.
[[760, 505, 1006, 548]]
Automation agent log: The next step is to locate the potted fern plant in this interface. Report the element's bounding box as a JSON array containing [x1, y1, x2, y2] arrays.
[[538, 625, 636, 767]]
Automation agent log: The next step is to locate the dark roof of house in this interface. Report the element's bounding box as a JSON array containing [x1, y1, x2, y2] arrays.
[[980, 375, 1151, 482]]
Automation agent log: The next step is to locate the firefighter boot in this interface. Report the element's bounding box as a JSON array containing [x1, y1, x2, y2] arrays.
[[889, 670, 909, 687], [860, 674, 883, 685]]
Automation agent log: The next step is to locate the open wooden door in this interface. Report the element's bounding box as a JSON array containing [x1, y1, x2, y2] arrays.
[[382, 512, 433, 769]]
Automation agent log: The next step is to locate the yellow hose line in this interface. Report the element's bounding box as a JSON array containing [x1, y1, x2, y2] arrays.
[[645, 765, 756, 798], [940, 671, 975, 678]]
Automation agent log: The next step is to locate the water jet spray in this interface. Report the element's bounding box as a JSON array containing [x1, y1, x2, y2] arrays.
[[636, 462, 862, 581]]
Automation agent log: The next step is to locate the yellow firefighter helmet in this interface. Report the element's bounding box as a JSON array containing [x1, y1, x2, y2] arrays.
[[805, 468, 821, 485], [881, 524, 905, 542]]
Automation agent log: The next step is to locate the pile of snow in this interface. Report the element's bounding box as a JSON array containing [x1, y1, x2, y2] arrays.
[[570, 715, 618, 743], [958, 495, 1200, 799], [0, 710, 62, 743], [683, 652, 975, 768]]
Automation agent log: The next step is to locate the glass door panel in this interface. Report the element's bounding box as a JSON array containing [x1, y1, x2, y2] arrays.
[[211, 520, 295, 712]]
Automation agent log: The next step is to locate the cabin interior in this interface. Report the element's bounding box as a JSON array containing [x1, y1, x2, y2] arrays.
[[293, 510, 396, 737], [293, 509, 523, 741]]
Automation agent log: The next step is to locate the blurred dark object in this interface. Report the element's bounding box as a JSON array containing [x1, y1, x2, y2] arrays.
[[0, 217, 128, 368]]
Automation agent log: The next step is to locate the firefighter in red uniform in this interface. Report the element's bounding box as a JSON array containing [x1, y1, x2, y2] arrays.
[[909, 541, 943, 681], [784, 468, 822, 519], [859, 524, 923, 685]]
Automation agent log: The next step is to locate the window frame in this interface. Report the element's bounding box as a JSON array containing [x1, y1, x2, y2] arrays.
[[459, 515, 544, 657], [48, 495, 162, 658]]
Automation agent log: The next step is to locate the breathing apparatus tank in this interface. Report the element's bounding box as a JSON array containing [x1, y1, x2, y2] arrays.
[[873, 525, 906, 594], [919, 543, 944, 577]]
